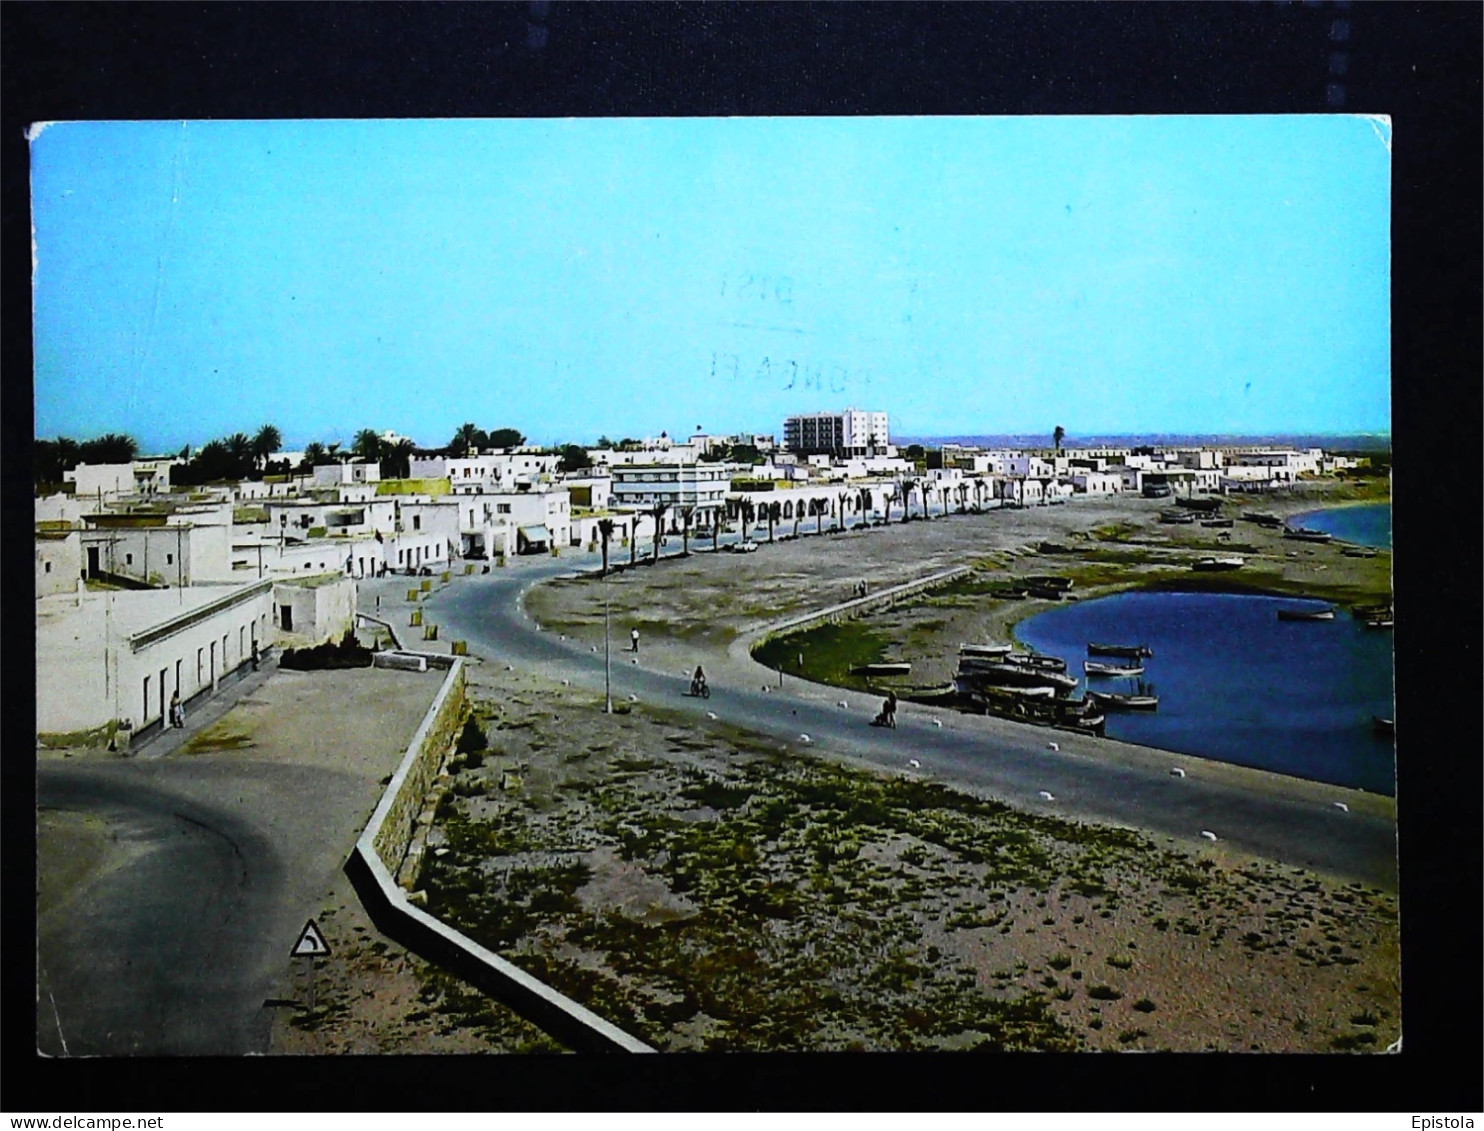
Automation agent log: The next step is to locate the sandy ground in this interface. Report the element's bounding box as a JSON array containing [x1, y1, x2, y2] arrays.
[[398, 662, 1400, 1053], [525, 483, 1392, 703]]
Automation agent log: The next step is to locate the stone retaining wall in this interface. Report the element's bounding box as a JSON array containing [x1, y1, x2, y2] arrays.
[[345, 650, 655, 1054]]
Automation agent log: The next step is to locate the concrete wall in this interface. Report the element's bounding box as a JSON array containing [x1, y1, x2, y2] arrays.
[[753, 565, 973, 644], [36, 531, 82, 596], [344, 655, 654, 1053]]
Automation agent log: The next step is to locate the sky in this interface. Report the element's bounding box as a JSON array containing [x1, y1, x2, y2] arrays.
[[31, 115, 1391, 453]]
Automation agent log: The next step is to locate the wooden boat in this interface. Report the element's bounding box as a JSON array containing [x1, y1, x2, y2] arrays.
[[955, 664, 1080, 692], [1084, 660, 1145, 677], [1025, 586, 1065, 600], [1200, 518, 1235, 528], [1007, 652, 1069, 672], [1023, 575, 1074, 591], [1364, 618, 1394, 629], [1088, 690, 1159, 711], [1276, 606, 1335, 621], [1283, 527, 1334, 543], [1191, 556, 1245, 571], [1341, 547, 1379, 558], [959, 643, 1014, 659], [1159, 512, 1196, 525], [990, 588, 1028, 600], [850, 662, 912, 676], [1087, 642, 1154, 659], [1372, 715, 1395, 736]]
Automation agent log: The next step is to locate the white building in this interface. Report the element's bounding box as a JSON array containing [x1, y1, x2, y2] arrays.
[[610, 463, 744, 529], [1072, 471, 1123, 496], [312, 461, 381, 487], [783, 409, 890, 457]]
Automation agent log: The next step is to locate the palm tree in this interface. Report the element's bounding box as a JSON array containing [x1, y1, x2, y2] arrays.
[[765, 501, 780, 543], [302, 442, 326, 469], [857, 486, 874, 526], [383, 438, 415, 479], [80, 432, 139, 464], [972, 477, 986, 513], [597, 518, 615, 577], [956, 483, 969, 514], [224, 432, 254, 478], [1053, 425, 1066, 453], [649, 502, 669, 563], [629, 519, 638, 566], [837, 492, 850, 532], [739, 498, 756, 542], [353, 429, 383, 462], [678, 505, 695, 556], [55, 436, 80, 472], [450, 422, 482, 458], [252, 424, 282, 470], [901, 478, 918, 522]]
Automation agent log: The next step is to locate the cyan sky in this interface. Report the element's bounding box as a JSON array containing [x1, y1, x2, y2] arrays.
[[32, 116, 1390, 452]]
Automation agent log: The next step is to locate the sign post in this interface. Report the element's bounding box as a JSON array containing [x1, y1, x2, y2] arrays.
[[291, 918, 332, 1013]]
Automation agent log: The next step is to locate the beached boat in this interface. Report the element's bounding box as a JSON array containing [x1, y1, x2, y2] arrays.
[[1159, 512, 1196, 525], [1191, 556, 1245, 571], [1087, 642, 1154, 659], [1025, 586, 1065, 600], [959, 643, 1014, 659], [955, 663, 1080, 692], [1276, 607, 1335, 621], [990, 587, 1028, 600], [850, 662, 913, 676], [1341, 547, 1379, 558], [1088, 690, 1159, 711], [1083, 660, 1145, 677], [1023, 575, 1074, 591], [1006, 652, 1069, 673], [1283, 527, 1334, 543], [1200, 518, 1235, 528]]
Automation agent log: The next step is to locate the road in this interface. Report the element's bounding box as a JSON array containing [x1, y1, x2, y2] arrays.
[[417, 554, 1399, 891], [37, 765, 283, 1056]]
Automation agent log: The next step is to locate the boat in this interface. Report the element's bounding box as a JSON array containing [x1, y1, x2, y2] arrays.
[[1025, 586, 1065, 600], [1276, 606, 1335, 622], [1200, 518, 1235, 528], [1088, 690, 1159, 711], [1022, 575, 1074, 592], [850, 662, 913, 676], [1191, 556, 1245, 571], [1283, 527, 1334, 543], [1341, 547, 1379, 558], [990, 587, 1028, 600], [959, 643, 1013, 659], [1084, 660, 1145, 677], [1006, 652, 1069, 672], [1364, 617, 1394, 629], [1159, 512, 1196, 525], [1372, 715, 1395, 736], [1087, 642, 1154, 659], [954, 663, 1080, 692]]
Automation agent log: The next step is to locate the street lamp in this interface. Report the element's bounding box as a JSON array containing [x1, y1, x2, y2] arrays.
[[603, 572, 612, 713]]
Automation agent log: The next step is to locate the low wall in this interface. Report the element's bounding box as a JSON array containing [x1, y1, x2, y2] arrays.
[[367, 654, 466, 878], [345, 651, 655, 1054], [752, 565, 974, 647]]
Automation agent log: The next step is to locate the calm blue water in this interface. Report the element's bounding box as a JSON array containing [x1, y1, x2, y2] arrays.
[[1014, 590, 1397, 795], [1289, 502, 1392, 549]]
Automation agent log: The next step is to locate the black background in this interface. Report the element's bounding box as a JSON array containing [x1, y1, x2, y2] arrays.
[[3, 1, 1479, 1114]]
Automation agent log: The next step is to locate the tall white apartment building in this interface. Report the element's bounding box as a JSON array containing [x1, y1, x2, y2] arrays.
[[782, 409, 889, 457]]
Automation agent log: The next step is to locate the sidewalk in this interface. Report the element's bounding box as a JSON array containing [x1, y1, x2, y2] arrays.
[[131, 652, 282, 761]]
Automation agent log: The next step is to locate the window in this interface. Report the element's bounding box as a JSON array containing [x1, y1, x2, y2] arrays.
[[497, 504, 511, 514], [198, 648, 204, 682], [413, 515, 421, 530], [126, 553, 134, 565], [167, 553, 174, 565], [44, 561, 52, 573]]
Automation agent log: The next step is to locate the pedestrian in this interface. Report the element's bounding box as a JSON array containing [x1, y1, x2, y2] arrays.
[[886, 690, 898, 728], [251, 640, 260, 671], [631, 627, 640, 653], [169, 690, 184, 729]]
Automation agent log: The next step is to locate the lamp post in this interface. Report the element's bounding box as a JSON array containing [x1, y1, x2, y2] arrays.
[[603, 572, 612, 713]]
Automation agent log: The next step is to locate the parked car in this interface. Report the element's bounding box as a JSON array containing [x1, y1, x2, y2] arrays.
[[730, 540, 760, 553]]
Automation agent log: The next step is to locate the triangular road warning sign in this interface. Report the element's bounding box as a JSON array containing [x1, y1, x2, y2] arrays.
[[291, 918, 332, 958]]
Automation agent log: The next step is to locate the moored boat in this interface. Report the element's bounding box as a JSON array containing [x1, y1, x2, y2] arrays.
[[1084, 660, 1145, 677], [1364, 617, 1394, 629], [1087, 642, 1154, 659], [1283, 527, 1334, 543], [1088, 689, 1159, 711], [1276, 606, 1335, 621], [1372, 715, 1395, 736]]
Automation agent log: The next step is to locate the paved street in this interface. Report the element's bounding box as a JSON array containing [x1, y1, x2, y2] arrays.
[[416, 555, 1399, 891]]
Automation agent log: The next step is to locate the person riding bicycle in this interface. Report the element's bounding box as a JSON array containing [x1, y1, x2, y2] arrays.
[[691, 665, 708, 697]]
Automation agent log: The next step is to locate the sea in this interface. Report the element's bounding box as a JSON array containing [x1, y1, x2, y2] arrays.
[[1014, 590, 1397, 795], [897, 433, 1393, 453], [1288, 502, 1392, 550]]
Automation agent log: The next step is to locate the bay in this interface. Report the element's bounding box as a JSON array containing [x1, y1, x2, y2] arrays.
[[1288, 502, 1392, 549], [1014, 590, 1396, 795]]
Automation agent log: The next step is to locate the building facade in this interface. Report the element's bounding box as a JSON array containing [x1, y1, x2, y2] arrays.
[[782, 410, 890, 457]]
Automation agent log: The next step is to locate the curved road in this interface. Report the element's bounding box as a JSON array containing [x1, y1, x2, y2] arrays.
[[37, 766, 285, 1056], [420, 555, 1399, 891]]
